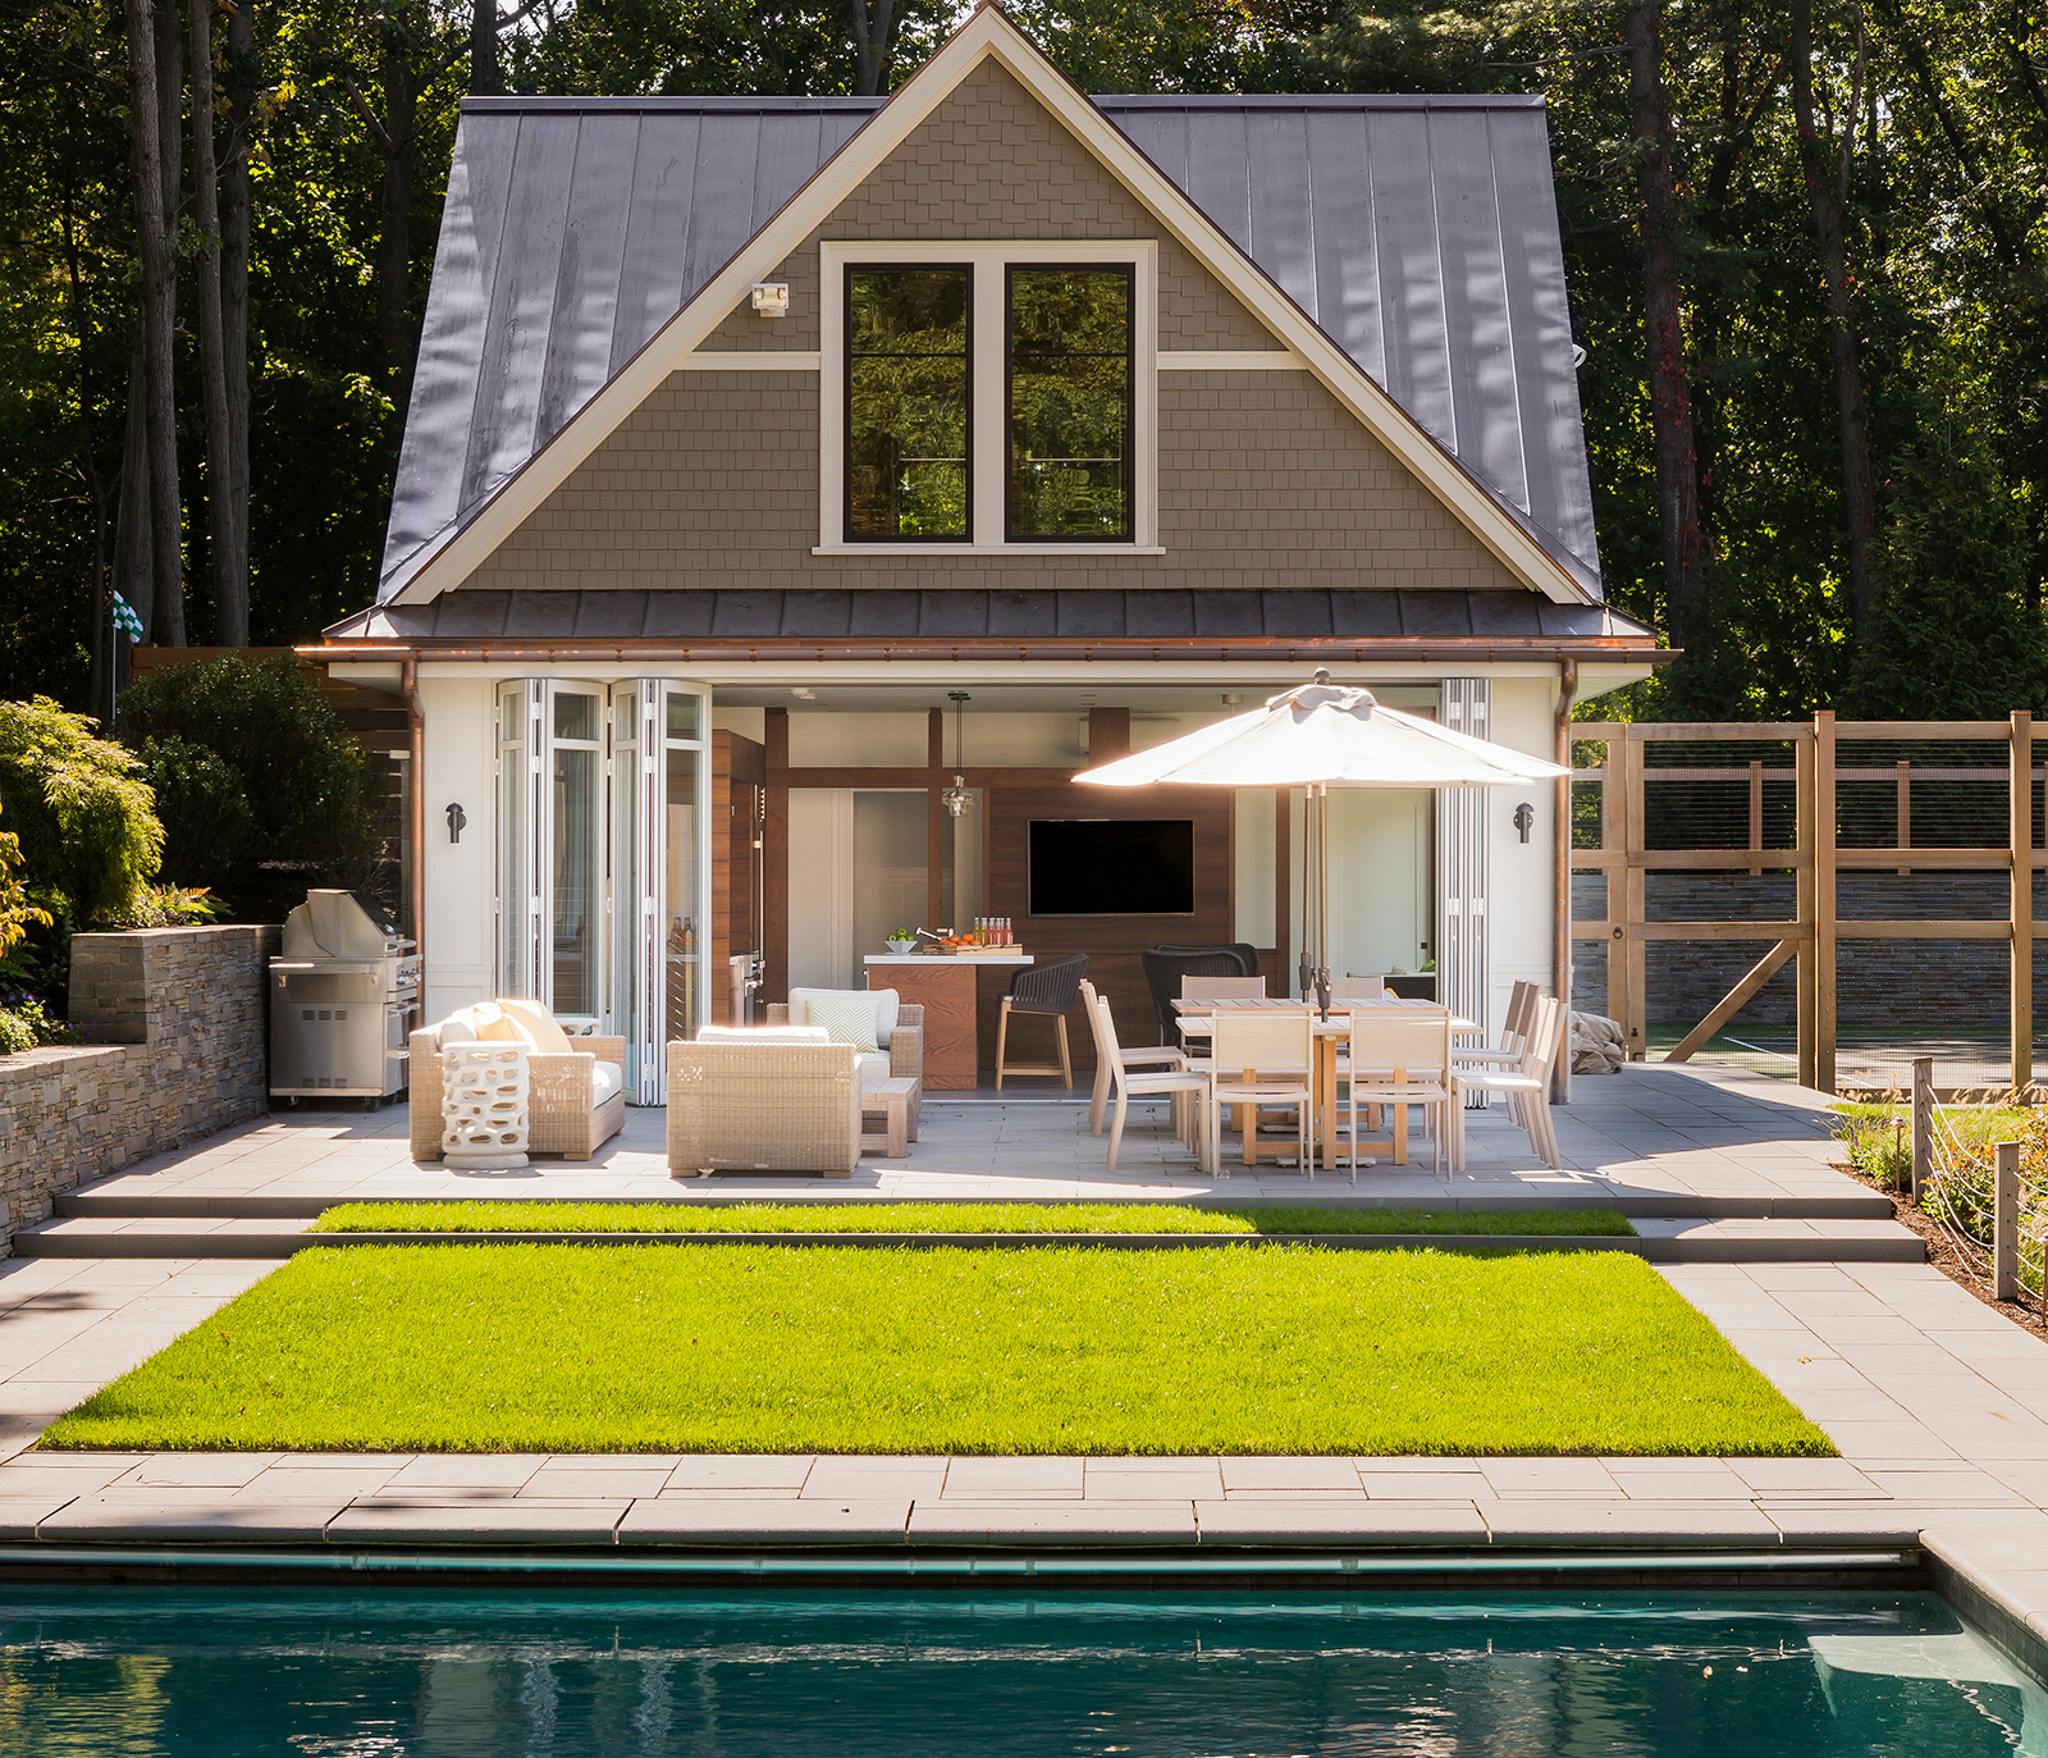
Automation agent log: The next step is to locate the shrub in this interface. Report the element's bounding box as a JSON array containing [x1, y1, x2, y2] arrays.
[[1832, 1100, 1910, 1192], [138, 735, 253, 884], [0, 987, 76, 1055], [0, 697, 162, 926], [0, 792, 51, 960], [120, 655, 379, 918], [100, 882, 224, 929]]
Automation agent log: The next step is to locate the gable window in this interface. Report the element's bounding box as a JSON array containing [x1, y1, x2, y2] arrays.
[[844, 264, 971, 541], [1006, 265, 1133, 542]]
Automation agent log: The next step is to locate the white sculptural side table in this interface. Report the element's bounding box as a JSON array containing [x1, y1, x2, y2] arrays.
[[440, 1043, 530, 1169]]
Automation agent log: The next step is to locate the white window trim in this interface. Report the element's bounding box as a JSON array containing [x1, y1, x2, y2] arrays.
[[818, 239, 1158, 553]]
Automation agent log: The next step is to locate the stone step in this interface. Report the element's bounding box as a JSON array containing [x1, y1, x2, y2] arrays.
[[11, 1213, 1923, 1264], [53, 1187, 1899, 1222]]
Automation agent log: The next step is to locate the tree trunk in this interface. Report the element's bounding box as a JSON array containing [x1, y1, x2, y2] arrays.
[[220, 0, 253, 621], [190, 0, 245, 644], [469, 0, 499, 95], [376, 20, 419, 405], [849, 0, 897, 97], [125, 0, 185, 646], [1788, 0, 1880, 638], [1624, 0, 1708, 659], [113, 333, 153, 643]]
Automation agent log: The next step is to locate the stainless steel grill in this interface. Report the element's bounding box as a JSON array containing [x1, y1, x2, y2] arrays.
[[269, 890, 420, 1102]]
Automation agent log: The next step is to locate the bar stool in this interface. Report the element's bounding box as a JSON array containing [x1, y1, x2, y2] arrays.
[[995, 954, 1089, 1089]]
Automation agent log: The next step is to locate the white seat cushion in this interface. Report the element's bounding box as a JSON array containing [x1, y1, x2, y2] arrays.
[[698, 1025, 830, 1044], [789, 986, 898, 1047], [855, 1050, 891, 1090], [590, 1061, 625, 1106]]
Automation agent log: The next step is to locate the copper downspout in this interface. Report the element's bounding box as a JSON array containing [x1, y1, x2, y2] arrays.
[[1553, 656, 1579, 1102], [403, 656, 426, 1024]]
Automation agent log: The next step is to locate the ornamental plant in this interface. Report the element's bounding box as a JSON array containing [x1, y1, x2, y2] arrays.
[[0, 696, 162, 927]]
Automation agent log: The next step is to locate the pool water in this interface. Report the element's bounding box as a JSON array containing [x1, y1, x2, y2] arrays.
[[0, 1586, 2041, 1756]]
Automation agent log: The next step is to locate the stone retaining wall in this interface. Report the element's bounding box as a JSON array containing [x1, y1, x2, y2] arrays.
[[0, 925, 275, 1254], [1572, 871, 2048, 1033]]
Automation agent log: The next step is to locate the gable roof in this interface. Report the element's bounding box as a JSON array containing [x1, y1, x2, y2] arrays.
[[377, 8, 1602, 607]]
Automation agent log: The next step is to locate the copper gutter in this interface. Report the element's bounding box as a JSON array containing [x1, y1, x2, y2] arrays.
[[402, 656, 426, 1023], [300, 636, 1670, 667]]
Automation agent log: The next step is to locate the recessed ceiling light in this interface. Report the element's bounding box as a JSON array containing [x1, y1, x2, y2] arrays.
[[790, 687, 815, 701]]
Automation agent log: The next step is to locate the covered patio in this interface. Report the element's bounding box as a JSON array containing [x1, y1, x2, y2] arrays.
[[20, 1063, 1889, 1243]]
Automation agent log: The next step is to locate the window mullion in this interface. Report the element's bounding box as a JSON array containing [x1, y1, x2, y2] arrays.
[[971, 259, 1004, 547]]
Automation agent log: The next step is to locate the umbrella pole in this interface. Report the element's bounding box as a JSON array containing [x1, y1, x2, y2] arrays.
[[1296, 785, 1315, 1003], [1314, 783, 1331, 1018]]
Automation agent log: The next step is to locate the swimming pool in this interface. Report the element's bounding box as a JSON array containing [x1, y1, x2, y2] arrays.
[[0, 1587, 2039, 1755]]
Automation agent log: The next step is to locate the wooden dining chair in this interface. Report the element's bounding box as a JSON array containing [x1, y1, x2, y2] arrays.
[[1205, 1008, 1316, 1178], [1452, 979, 1539, 1123], [1180, 975, 1270, 1003], [1453, 994, 1566, 1170], [1079, 978, 1186, 1136], [1341, 1008, 1457, 1178], [994, 955, 1088, 1089], [1330, 975, 1386, 1001], [1094, 996, 1210, 1172]]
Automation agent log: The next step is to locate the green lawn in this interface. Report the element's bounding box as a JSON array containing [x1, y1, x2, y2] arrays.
[[307, 1200, 1634, 1238], [42, 1244, 1827, 1457]]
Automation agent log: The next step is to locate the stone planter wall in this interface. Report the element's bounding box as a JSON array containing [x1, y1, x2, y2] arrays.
[[0, 924, 276, 1255]]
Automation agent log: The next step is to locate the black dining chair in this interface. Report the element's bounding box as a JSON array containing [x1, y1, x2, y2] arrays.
[[1141, 947, 1258, 1048], [995, 954, 1090, 1090]]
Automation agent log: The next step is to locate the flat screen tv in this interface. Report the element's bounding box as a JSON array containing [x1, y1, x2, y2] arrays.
[[1028, 818, 1196, 916]]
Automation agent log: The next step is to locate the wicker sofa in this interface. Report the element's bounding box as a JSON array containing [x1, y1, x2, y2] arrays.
[[666, 1033, 862, 1177], [409, 1000, 626, 1163], [765, 996, 924, 1132]]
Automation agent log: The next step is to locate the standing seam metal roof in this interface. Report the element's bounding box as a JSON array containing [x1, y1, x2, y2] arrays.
[[378, 89, 1601, 604]]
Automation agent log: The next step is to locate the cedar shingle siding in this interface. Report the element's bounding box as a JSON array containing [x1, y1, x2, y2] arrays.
[[466, 63, 1517, 597]]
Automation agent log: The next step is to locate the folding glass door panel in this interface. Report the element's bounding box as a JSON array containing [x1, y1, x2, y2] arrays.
[[495, 682, 542, 1000], [494, 679, 708, 1101]]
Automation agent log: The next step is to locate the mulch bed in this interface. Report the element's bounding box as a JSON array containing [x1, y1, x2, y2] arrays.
[[1839, 1162, 2048, 1344]]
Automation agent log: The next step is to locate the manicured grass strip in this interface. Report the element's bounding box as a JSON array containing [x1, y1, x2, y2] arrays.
[[307, 1200, 1634, 1238], [44, 1244, 1826, 1457]]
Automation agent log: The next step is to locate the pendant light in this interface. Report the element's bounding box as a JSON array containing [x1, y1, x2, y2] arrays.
[[942, 691, 973, 818]]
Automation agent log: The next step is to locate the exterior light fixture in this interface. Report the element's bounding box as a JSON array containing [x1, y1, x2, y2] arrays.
[[942, 691, 973, 819], [750, 281, 790, 318], [445, 802, 467, 844], [1513, 801, 1535, 843]]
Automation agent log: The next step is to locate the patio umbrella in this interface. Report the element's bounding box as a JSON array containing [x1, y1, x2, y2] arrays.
[[1075, 670, 1567, 1014]]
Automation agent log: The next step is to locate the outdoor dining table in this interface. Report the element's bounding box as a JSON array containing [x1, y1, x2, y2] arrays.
[[1172, 996, 1479, 1169]]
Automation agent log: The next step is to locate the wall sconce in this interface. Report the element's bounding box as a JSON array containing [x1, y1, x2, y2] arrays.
[[1512, 802, 1535, 844], [750, 281, 790, 318], [446, 802, 467, 844]]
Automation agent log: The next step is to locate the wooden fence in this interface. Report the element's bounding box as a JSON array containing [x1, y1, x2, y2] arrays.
[[1572, 712, 2039, 1094]]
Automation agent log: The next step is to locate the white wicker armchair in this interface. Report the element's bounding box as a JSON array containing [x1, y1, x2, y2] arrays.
[[409, 1002, 626, 1163]]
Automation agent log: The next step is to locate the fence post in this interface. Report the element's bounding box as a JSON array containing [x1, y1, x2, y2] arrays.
[[1813, 709, 1838, 1095], [2011, 710, 2033, 1097], [1995, 1140, 2021, 1302], [1910, 1056, 1933, 1203]]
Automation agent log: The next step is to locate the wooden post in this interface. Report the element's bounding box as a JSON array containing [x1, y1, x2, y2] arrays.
[[1748, 758, 1764, 876], [2011, 710, 2033, 1096], [762, 707, 789, 1004], [1994, 1139, 2020, 1302], [1623, 731, 1647, 1059], [1910, 1055, 1932, 1203], [1603, 732, 1627, 1032], [1895, 760, 1911, 875], [1813, 710, 1838, 1094], [1795, 732, 1818, 1090], [927, 707, 947, 930]]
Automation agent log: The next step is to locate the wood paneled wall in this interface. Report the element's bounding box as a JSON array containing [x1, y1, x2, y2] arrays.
[[974, 778, 1234, 1074], [709, 730, 765, 1025]]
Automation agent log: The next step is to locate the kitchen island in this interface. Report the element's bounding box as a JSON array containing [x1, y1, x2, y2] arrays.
[[863, 953, 1034, 1091]]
